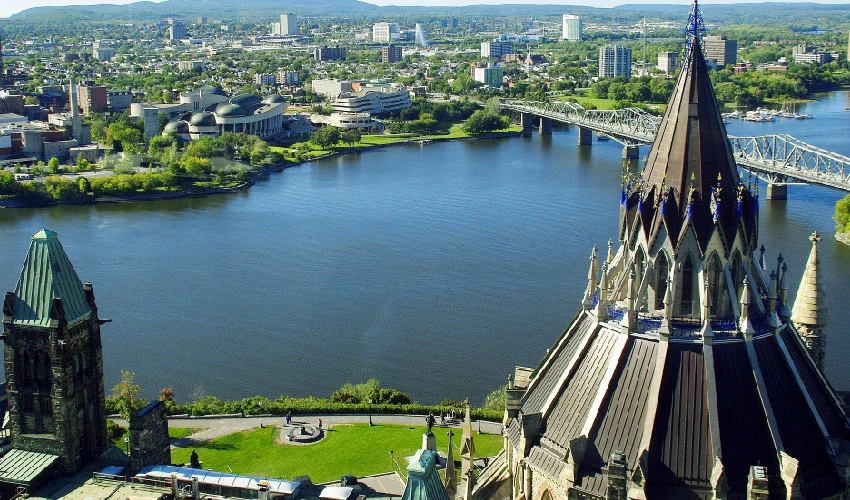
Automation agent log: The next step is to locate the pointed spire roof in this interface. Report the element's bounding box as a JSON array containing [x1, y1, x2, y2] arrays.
[[640, 6, 740, 214], [402, 449, 451, 500], [791, 231, 828, 327], [11, 229, 92, 327]]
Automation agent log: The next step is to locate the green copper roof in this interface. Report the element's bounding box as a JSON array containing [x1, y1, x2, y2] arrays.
[[402, 450, 450, 500], [12, 229, 92, 327]]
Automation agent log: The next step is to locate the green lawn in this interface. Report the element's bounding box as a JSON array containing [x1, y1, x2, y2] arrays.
[[170, 427, 203, 439], [170, 423, 503, 483]]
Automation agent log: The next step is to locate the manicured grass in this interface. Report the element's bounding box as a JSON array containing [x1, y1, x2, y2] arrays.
[[170, 427, 203, 439], [170, 423, 503, 483]]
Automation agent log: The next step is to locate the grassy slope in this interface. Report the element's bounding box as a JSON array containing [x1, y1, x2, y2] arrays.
[[170, 423, 503, 483]]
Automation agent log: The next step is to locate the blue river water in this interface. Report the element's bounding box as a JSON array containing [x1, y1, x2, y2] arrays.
[[0, 91, 848, 404]]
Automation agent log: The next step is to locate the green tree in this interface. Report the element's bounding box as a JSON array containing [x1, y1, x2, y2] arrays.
[[310, 126, 341, 148], [48, 157, 60, 174], [77, 176, 91, 194], [462, 110, 509, 134], [834, 194, 850, 234], [110, 370, 146, 421], [482, 384, 507, 412], [340, 129, 362, 146]]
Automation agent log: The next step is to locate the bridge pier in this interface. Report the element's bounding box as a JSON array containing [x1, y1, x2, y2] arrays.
[[539, 118, 552, 135], [622, 145, 640, 160], [520, 113, 534, 136], [577, 126, 592, 146], [766, 183, 787, 200]]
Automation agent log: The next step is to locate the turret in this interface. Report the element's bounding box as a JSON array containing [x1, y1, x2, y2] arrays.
[[791, 232, 828, 369]]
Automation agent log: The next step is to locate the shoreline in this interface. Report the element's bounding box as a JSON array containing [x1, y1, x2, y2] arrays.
[[0, 130, 521, 209]]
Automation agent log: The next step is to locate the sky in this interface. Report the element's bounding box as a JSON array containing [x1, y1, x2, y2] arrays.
[[1, 0, 849, 19]]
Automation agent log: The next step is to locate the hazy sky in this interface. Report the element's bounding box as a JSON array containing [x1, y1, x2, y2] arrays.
[[1, 0, 848, 20]]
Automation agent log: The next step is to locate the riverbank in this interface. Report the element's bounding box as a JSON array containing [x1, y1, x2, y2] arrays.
[[0, 129, 521, 209]]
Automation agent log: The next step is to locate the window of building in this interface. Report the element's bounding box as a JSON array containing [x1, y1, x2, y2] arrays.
[[655, 252, 669, 310], [680, 256, 694, 315]]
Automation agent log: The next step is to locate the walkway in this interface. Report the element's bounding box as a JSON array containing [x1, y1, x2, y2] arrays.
[[114, 414, 504, 448]]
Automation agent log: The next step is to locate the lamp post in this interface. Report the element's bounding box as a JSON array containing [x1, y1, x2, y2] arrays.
[[368, 399, 373, 426]]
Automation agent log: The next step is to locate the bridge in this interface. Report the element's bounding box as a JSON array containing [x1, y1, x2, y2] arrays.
[[500, 99, 850, 198]]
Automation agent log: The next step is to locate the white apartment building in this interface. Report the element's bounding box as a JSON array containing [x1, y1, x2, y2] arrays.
[[562, 15, 582, 41], [372, 22, 400, 42]]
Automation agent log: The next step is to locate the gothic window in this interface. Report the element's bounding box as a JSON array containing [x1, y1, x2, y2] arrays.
[[22, 394, 34, 412], [680, 256, 695, 315], [730, 251, 745, 304], [708, 253, 728, 317], [75, 353, 81, 374], [41, 397, 52, 415], [655, 252, 670, 310], [23, 352, 33, 386], [35, 355, 43, 381]]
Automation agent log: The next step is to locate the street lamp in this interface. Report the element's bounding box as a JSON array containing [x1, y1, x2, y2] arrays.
[[368, 399, 373, 426]]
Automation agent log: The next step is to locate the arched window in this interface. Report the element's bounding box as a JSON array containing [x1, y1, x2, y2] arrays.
[[708, 253, 728, 316], [680, 256, 695, 315], [655, 252, 669, 310], [23, 352, 32, 381], [730, 251, 745, 305]]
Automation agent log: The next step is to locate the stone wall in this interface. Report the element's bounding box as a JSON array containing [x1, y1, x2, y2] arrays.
[[129, 400, 171, 470]]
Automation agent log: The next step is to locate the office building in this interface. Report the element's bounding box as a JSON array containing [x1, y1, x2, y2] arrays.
[[657, 51, 678, 72], [472, 64, 503, 88], [372, 22, 400, 42], [254, 73, 276, 85], [169, 20, 187, 41], [703, 35, 737, 68], [107, 90, 133, 111], [381, 44, 403, 63], [276, 13, 298, 36], [562, 14, 582, 41], [481, 40, 513, 59], [277, 70, 300, 85], [330, 83, 411, 115], [598, 44, 632, 79], [311, 79, 354, 100], [314, 46, 346, 62], [78, 85, 107, 115]]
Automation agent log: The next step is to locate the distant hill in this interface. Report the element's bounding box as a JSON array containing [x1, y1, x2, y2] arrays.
[[6, 0, 850, 24]]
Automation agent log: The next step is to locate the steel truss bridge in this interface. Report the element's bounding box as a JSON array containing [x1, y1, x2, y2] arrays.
[[501, 99, 850, 192]]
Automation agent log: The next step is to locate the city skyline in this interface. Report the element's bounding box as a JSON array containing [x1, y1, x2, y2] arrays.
[[3, 0, 850, 19]]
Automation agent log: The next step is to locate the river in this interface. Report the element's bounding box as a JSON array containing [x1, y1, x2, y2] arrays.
[[0, 91, 848, 405]]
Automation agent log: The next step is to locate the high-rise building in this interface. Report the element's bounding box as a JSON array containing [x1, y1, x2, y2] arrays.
[[0, 229, 108, 489], [481, 40, 513, 59], [277, 13, 298, 36], [169, 20, 187, 41], [703, 34, 737, 68], [254, 73, 276, 85], [78, 85, 107, 115], [314, 45, 347, 62], [470, 3, 850, 500], [472, 64, 503, 88], [598, 44, 632, 79], [372, 22, 400, 42], [657, 51, 678, 72], [562, 14, 582, 41], [381, 44, 403, 63], [277, 70, 299, 85]]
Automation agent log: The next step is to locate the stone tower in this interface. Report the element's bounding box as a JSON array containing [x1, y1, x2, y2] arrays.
[[791, 231, 828, 369], [1, 229, 108, 475], [471, 1, 850, 498]]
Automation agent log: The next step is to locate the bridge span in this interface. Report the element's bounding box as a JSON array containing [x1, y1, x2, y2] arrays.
[[500, 99, 850, 198]]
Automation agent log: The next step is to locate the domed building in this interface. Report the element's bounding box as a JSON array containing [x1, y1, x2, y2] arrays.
[[472, 3, 850, 499], [162, 120, 190, 142], [163, 93, 288, 141]]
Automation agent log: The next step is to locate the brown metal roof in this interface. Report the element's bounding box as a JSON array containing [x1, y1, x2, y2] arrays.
[[712, 342, 779, 491], [779, 328, 850, 440], [753, 336, 841, 495], [648, 344, 713, 488], [641, 36, 739, 213], [521, 314, 597, 415], [542, 328, 619, 447], [575, 337, 658, 498]]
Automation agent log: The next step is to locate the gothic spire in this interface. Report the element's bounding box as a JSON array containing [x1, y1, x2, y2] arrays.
[[791, 232, 828, 368]]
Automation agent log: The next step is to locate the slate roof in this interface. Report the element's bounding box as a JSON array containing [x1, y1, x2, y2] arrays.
[[11, 229, 92, 328], [0, 449, 59, 485]]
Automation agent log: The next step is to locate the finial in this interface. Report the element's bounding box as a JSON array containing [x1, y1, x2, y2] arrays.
[[810, 231, 822, 243]]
